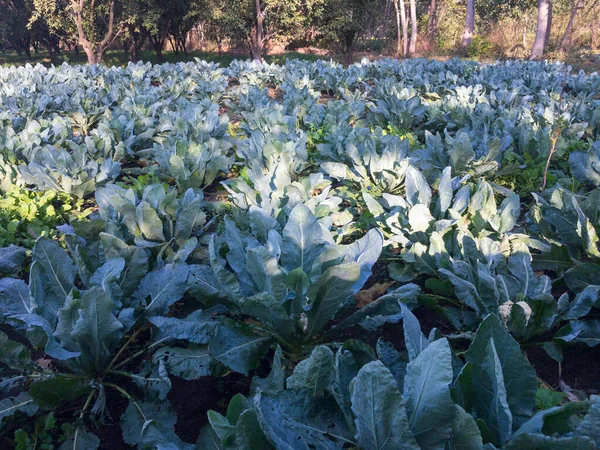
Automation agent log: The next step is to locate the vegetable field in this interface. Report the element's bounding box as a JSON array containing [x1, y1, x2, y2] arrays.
[[1, 58, 600, 449]]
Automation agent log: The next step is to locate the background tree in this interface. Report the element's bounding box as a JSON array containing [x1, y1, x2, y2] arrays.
[[427, 0, 437, 37], [531, 0, 552, 58], [393, 0, 408, 56], [322, 0, 372, 64], [409, 0, 417, 54], [461, 0, 474, 46], [560, 0, 584, 51], [1, 0, 33, 58]]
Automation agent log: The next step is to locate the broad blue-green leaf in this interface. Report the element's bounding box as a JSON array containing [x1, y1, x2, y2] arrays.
[[89, 257, 125, 300], [0, 278, 32, 320], [209, 235, 242, 301], [281, 203, 325, 273], [339, 284, 421, 331], [305, 263, 361, 338], [287, 345, 335, 396], [450, 405, 483, 450], [208, 410, 237, 446], [196, 425, 226, 449], [513, 401, 589, 437], [401, 303, 429, 361], [502, 433, 595, 449], [30, 238, 75, 324], [29, 376, 90, 409], [376, 339, 406, 391], [99, 233, 149, 299], [209, 321, 271, 375], [0, 392, 38, 426], [563, 286, 600, 320], [554, 320, 600, 347], [465, 315, 537, 430], [70, 287, 124, 373], [187, 264, 227, 301], [58, 429, 101, 450], [341, 228, 384, 291], [175, 192, 206, 243], [121, 400, 192, 449], [239, 293, 295, 339], [236, 409, 274, 450], [153, 345, 220, 380], [333, 346, 361, 430], [404, 338, 455, 449], [438, 167, 453, 214], [251, 345, 285, 395], [0, 330, 30, 367], [246, 246, 286, 302], [481, 339, 512, 446], [132, 360, 172, 401], [150, 309, 218, 344], [136, 201, 165, 241], [0, 245, 26, 273], [256, 390, 354, 450], [576, 395, 600, 446], [12, 313, 80, 360], [351, 361, 419, 450], [132, 264, 189, 321], [405, 166, 431, 207]]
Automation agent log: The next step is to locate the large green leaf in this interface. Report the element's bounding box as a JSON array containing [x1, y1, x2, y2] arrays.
[[29, 376, 91, 409], [281, 203, 326, 273], [449, 406, 483, 450], [465, 315, 537, 430], [0, 278, 32, 321], [287, 345, 335, 396], [305, 262, 361, 339], [256, 390, 354, 450], [554, 320, 600, 347], [475, 338, 513, 446], [0, 245, 26, 273], [30, 237, 75, 324], [58, 429, 101, 450], [404, 338, 455, 449], [502, 433, 595, 449], [401, 303, 429, 361], [209, 321, 271, 375], [576, 395, 600, 446], [150, 309, 218, 344], [121, 400, 192, 449], [0, 330, 31, 367], [351, 361, 419, 450], [132, 263, 189, 321], [0, 392, 38, 426], [153, 345, 222, 380]]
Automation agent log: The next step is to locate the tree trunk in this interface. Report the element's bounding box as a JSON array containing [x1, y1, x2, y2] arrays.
[[155, 43, 164, 62], [560, 0, 584, 51], [394, 0, 401, 55], [545, 0, 553, 49], [382, 0, 391, 36], [400, 0, 408, 56], [71, 0, 118, 64], [251, 0, 264, 60], [130, 34, 139, 63], [531, 0, 552, 58], [593, 16, 599, 49], [427, 0, 437, 37], [409, 0, 417, 54], [48, 43, 57, 64], [461, 0, 475, 46]]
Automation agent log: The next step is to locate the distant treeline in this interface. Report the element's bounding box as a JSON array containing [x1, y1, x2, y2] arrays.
[[1, 0, 599, 64]]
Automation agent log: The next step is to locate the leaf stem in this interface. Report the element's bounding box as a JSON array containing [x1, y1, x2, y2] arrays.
[[106, 326, 147, 373], [111, 336, 170, 371]]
